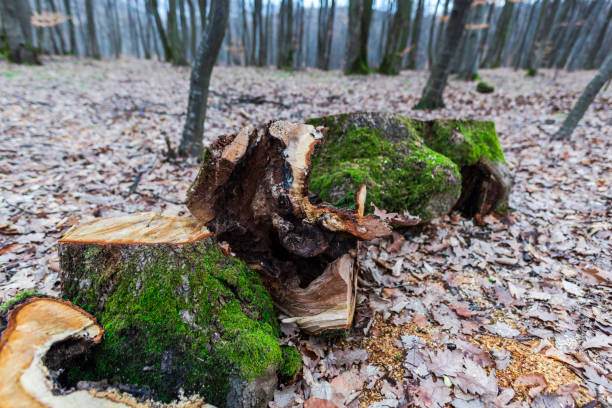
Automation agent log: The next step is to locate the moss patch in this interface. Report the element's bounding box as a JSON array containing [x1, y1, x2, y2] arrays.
[[62, 242, 282, 406], [307, 114, 461, 220], [422, 119, 506, 166], [476, 81, 494, 94], [279, 346, 302, 378]]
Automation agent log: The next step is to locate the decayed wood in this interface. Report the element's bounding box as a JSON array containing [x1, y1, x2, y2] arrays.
[[0, 297, 212, 408], [187, 121, 392, 333]]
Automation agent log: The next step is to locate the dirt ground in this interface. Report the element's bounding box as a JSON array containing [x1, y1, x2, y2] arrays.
[[1, 57, 610, 407]]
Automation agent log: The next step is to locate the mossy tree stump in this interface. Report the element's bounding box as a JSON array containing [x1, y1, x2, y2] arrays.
[[58, 213, 291, 408], [306, 112, 510, 220]]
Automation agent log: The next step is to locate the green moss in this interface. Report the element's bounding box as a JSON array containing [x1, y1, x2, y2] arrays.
[[279, 346, 302, 378], [476, 81, 494, 94], [64, 242, 281, 405], [0, 290, 43, 311], [423, 119, 506, 166], [306, 115, 460, 220]]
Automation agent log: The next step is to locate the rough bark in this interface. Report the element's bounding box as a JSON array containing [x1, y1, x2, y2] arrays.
[[0, 297, 216, 407], [85, 0, 100, 59], [407, 0, 424, 70], [552, 52, 612, 141], [345, 0, 374, 74], [57, 213, 286, 407], [0, 0, 40, 64], [179, 0, 229, 157], [186, 121, 392, 332], [482, 0, 515, 68], [379, 0, 412, 75], [415, 0, 474, 109]]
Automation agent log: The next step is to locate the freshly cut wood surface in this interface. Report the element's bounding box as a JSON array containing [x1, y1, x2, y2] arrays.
[[59, 212, 212, 245], [0, 298, 214, 408]]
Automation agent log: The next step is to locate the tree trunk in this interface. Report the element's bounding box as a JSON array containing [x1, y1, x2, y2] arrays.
[[433, 0, 451, 67], [458, 0, 487, 80], [137, 0, 152, 58], [525, 0, 554, 76], [316, 0, 335, 70], [482, 0, 515, 68], [277, 0, 294, 69], [240, 0, 249, 65], [555, 0, 594, 69], [407, 0, 424, 69], [427, 0, 441, 69], [552, 52, 612, 141], [585, 4, 612, 69], [259, 0, 270, 66], [0, 0, 40, 64], [415, 0, 474, 109], [198, 0, 207, 32], [85, 0, 100, 59], [511, 0, 538, 70], [179, 0, 229, 157], [63, 0, 77, 54], [569, 0, 610, 70], [252, 0, 262, 65], [47, 0, 67, 54], [379, 0, 412, 75], [148, 0, 173, 62], [345, 0, 373, 74]]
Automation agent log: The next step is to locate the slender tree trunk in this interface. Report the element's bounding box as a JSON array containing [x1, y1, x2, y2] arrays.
[[379, 0, 412, 75], [324, 0, 335, 69], [127, 0, 139, 57], [186, 0, 197, 59], [512, 0, 538, 70], [198, 0, 207, 32], [433, 0, 450, 67], [427, 0, 441, 69], [407, 0, 424, 69], [277, 0, 294, 69], [548, 0, 576, 68], [557, 0, 597, 69], [137, 0, 152, 58], [34, 0, 45, 51], [585, 4, 612, 69], [525, 0, 553, 76], [113, 0, 122, 57], [415, 0, 474, 110], [552, 52, 612, 140], [63, 0, 77, 54], [345, 0, 373, 74], [259, 0, 271, 65], [73, 0, 89, 55], [148, 0, 173, 61], [240, 0, 249, 65], [482, 0, 515, 68], [0, 0, 40, 64], [570, 0, 609, 70], [251, 0, 262, 65], [48, 0, 67, 54], [85, 0, 100, 59], [316, 0, 329, 69], [179, 0, 230, 157], [458, 0, 487, 80], [179, 0, 189, 62]]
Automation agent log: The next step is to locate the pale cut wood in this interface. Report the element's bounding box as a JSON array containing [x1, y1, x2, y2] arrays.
[[59, 212, 212, 245], [0, 297, 214, 408]]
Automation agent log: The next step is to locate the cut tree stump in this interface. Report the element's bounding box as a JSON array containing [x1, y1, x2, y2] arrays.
[[186, 122, 393, 335], [58, 212, 293, 408], [306, 112, 511, 219], [0, 297, 213, 408]]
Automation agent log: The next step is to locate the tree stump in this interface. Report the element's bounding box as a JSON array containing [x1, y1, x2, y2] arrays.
[[58, 213, 291, 408], [306, 112, 511, 219], [0, 297, 213, 407]]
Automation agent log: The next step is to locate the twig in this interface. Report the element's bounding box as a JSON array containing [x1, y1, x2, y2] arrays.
[[3, 199, 38, 216], [126, 156, 158, 197], [133, 190, 184, 205]]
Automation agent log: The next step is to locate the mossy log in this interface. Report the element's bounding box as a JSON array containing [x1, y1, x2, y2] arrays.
[[0, 297, 213, 408], [306, 112, 511, 219], [58, 213, 287, 408]]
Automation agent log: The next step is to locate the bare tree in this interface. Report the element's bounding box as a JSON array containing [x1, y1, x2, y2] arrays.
[[552, 52, 612, 140], [458, 0, 487, 80], [85, 0, 100, 59], [316, 0, 335, 70], [427, 0, 441, 68], [0, 0, 40, 64], [179, 0, 229, 157], [63, 0, 77, 54], [415, 0, 474, 109], [482, 0, 515, 68], [407, 0, 424, 69], [277, 0, 294, 69], [379, 0, 412, 75], [345, 0, 374, 74]]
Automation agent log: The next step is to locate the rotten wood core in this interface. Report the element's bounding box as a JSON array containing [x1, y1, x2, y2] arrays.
[[0, 297, 213, 408], [187, 121, 393, 333], [453, 159, 511, 218]]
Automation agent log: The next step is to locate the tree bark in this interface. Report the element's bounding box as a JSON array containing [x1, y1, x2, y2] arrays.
[[415, 0, 474, 109], [179, 0, 229, 157], [570, 0, 610, 70], [0, 0, 40, 64], [482, 0, 515, 68], [345, 0, 374, 74], [316, 0, 335, 70], [406, 0, 424, 69], [433, 0, 451, 67], [379, 0, 412, 75], [552, 52, 612, 141], [85, 0, 100, 59], [458, 0, 487, 80], [63, 0, 77, 54], [148, 0, 173, 62], [585, 3, 612, 69], [47, 0, 67, 54], [427, 0, 441, 69], [277, 0, 294, 69]]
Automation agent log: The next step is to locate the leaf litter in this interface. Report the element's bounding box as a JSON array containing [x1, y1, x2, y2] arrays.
[[1, 57, 611, 407]]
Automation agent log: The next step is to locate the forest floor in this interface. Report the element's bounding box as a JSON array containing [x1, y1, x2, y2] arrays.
[[0, 57, 610, 408]]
